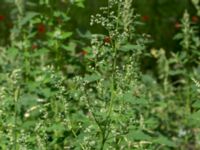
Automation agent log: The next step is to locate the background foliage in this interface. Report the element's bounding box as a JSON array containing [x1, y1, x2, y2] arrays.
[[0, 0, 200, 149]]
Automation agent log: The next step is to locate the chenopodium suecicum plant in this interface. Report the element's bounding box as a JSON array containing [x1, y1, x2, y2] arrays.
[[167, 8, 200, 149], [172, 9, 200, 115], [66, 0, 174, 149], [173, 10, 200, 68]]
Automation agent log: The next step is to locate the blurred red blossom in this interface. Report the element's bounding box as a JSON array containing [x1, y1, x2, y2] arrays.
[[0, 15, 5, 21], [37, 23, 46, 33], [192, 16, 199, 23], [141, 15, 149, 22]]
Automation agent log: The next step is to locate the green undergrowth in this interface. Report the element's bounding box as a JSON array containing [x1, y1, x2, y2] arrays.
[[0, 0, 200, 149]]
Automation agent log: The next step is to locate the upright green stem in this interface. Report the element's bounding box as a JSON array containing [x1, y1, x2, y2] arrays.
[[108, 41, 117, 116], [14, 87, 20, 150], [100, 3, 121, 149], [107, 0, 120, 118], [100, 136, 106, 150], [55, 40, 60, 69], [68, 119, 86, 150], [186, 79, 191, 115]]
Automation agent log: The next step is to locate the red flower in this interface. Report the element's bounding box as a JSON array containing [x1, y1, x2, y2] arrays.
[[192, 16, 199, 23], [103, 36, 111, 44], [0, 15, 5, 21], [81, 50, 87, 56], [31, 44, 38, 50], [37, 23, 46, 33], [141, 15, 149, 22], [175, 21, 181, 29]]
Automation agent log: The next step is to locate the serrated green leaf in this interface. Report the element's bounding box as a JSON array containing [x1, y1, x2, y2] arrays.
[[192, 101, 200, 108], [128, 130, 152, 141], [154, 136, 175, 147]]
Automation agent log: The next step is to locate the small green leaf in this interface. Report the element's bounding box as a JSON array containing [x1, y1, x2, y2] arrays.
[[128, 130, 152, 141], [154, 136, 175, 147], [123, 92, 148, 105], [22, 121, 36, 129], [61, 32, 73, 39], [75, 0, 85, 8], [189, 110, 200, 125], [7, 47, 19, 59], [192, 101, 200, 108], [20, 12, 39, 26], [47, 123, 65, 132], [62, 42, 76, 52], [120, 44, 143, 52], [173, 33, 183, 40], [84, 74, 101, 82], [19, 94, 38, 107]]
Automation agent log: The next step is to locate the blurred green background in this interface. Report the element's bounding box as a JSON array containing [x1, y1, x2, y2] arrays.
[[0, 0, 196, 51]]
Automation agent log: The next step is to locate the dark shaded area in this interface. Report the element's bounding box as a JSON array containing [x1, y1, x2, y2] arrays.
[[0, 0, 195, 51]]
